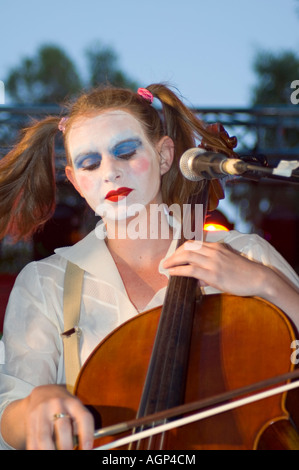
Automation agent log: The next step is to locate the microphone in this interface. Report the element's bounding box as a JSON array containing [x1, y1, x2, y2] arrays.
[[179, 148, 299, 183], [179, 148, 247, 181]]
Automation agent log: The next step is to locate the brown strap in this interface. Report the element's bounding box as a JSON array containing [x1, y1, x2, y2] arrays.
[[62, 261, 84, 394]]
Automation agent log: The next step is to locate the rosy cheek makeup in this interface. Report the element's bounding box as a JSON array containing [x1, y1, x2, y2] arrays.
[[131, 156, 151, 174], [75, 172, 96, 193]]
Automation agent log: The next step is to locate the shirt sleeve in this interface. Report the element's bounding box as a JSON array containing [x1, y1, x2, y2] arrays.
[[203, 230, 299, 295], [225, 231, 299, 289], [0, 262, 64, 449]]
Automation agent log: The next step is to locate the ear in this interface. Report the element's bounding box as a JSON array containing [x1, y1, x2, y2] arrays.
[[156, 136, 174, 176], [65, 165, 84, 197]]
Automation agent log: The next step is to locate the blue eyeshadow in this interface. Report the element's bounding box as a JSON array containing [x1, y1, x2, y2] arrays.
[[74, 153, 102, 170], [111, 138, 142, 158], [73, 138, 143, 170]]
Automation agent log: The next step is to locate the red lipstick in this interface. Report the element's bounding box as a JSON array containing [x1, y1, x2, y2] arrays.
[[105, 187, 133, 202]]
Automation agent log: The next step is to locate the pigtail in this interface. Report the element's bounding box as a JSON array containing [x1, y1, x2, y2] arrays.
[[147, 84, 237, 209], [0, 116, 60, 241], [147, 84, 204, 206]]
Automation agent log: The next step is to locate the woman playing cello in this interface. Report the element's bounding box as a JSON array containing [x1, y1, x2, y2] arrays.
[[0, 84, 298, 450]]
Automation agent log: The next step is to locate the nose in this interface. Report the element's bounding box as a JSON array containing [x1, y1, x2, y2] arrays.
[[101, 156, 122, 183]]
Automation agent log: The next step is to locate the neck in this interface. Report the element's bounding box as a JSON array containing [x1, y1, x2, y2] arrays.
[[104, 203, 174, 266]]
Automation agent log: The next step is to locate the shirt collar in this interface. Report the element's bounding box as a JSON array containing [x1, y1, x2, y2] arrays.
[[55, 219, 179, 290], [55, 216, 225, 290]]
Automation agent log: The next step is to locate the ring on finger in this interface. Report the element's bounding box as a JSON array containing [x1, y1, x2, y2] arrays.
[[53, 413, 71, 422]]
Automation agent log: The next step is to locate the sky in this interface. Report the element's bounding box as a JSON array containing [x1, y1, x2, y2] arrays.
[[1, 0, 299, 107]]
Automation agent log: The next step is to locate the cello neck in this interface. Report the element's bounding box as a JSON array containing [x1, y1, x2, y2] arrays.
[[136, 182, 209, 420]]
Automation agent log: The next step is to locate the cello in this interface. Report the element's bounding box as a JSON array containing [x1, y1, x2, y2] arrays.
[[74, 130, 299, 450]]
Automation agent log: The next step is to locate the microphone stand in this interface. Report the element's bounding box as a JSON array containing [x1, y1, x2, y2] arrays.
[[179, 149, 299, 184], [237, 164, 299, 184], [227, 153, 299, 184]]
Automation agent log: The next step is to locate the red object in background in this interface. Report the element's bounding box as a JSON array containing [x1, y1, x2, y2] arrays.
[[204, 223, 229, 232], [205, 210, 234, 232], [0, 274, 16, 332]]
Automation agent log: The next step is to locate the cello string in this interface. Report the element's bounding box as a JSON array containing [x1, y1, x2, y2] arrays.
[[134, 213, 199, 449], [93, 378, 299, 450], [134, 274, 190, 449], [137, 187, 205, 410]]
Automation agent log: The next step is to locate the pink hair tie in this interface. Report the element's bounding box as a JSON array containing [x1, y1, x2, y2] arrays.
[[58, 117, 68, 133], [137, 88, 154, 104]]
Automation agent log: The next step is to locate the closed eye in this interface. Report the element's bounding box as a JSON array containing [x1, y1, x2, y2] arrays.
[[75, 154, 102, 171], [83, 161, 101, 171], [115, 149, 137, 160], [112, 138, 142, 160]]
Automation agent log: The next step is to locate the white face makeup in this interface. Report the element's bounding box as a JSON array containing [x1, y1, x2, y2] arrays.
[[66, 110, 168, 223]]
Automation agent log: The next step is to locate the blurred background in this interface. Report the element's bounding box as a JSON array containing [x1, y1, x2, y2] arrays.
[[0, 0, 299, 329]]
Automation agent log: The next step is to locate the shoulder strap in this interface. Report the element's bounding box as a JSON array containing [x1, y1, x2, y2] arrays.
[[62, 261, 85, 394]]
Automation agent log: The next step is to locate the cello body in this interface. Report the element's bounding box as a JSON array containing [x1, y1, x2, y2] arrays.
[[75, 294, 299, 450]]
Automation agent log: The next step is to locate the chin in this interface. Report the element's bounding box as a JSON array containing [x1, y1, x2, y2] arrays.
[[95, 200, 136, 221]]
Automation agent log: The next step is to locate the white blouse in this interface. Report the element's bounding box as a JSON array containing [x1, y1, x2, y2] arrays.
[[0, 228, 298, 449]]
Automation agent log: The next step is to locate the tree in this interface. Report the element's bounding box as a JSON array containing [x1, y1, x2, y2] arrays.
[[6, 45, 82, 104], [250, 50, 299, 149], [85, 41, 138, 90], [228, 49, 299, 272], [1, 41, 139, 149], [5, 42, 139, 104], [251, 50, 299, 106]]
